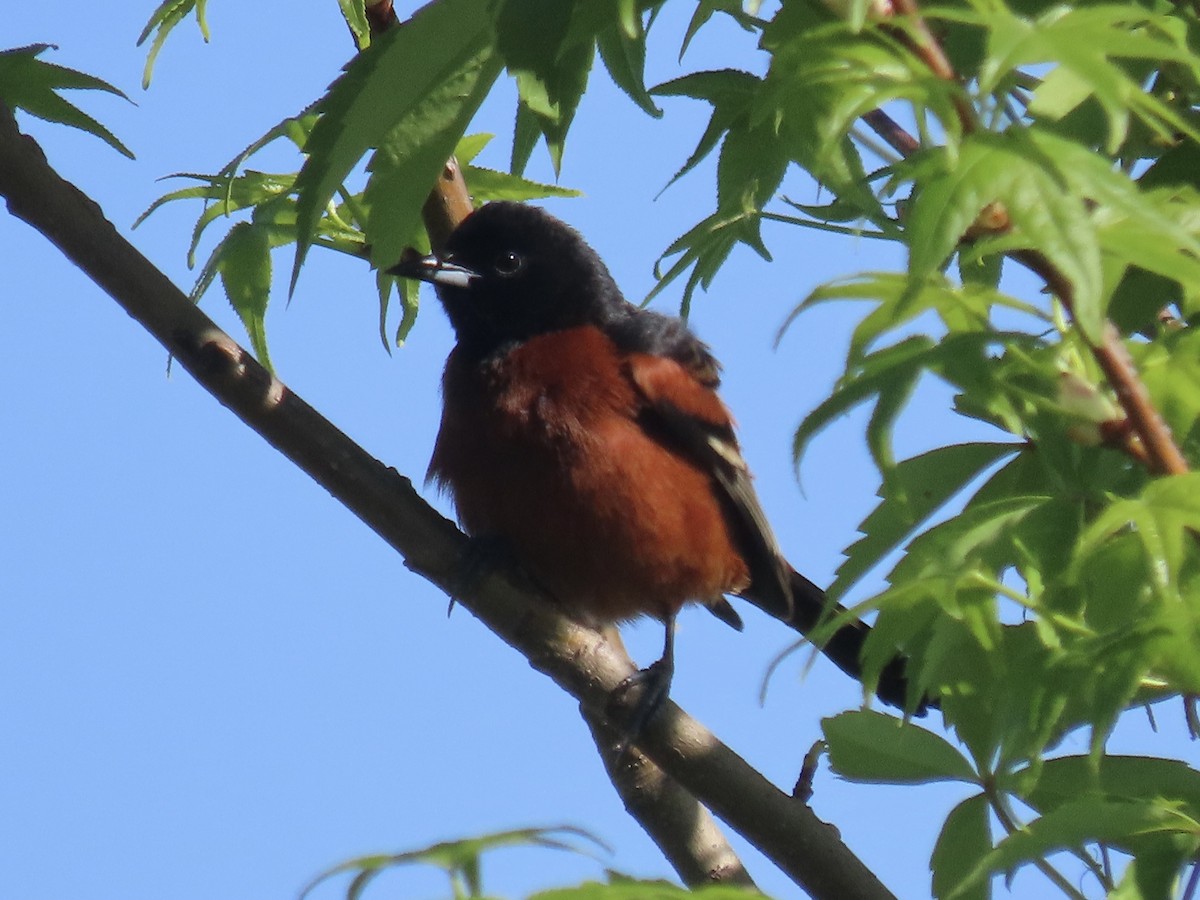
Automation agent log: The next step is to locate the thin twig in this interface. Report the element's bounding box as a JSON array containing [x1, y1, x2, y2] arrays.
[[887, 0, 977, 133], [1014, 250, 1189, 476], [861, 108, 920, 157], [872, 0, 1190, 478], [987, 788, 1093, 900], [364, 0, 398, 36]]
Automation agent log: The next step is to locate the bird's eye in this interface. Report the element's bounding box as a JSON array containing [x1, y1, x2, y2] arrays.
[[493, 250, 524, 277]]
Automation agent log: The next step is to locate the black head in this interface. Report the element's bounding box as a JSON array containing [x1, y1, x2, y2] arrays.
[[390, 202, 630, 357]]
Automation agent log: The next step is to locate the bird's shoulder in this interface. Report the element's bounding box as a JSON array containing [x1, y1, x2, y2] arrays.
[[606, 308, 723, 390]]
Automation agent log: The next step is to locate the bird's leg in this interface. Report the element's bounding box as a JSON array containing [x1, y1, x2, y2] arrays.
[[608, 613, 677, 753]]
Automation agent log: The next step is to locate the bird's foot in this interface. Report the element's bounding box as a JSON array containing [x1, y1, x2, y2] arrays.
[[607, 656, 673, 757], [443, 535, 521, 615]]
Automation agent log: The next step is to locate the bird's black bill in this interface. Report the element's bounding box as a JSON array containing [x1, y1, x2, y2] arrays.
[[388, 252, 481, 290]]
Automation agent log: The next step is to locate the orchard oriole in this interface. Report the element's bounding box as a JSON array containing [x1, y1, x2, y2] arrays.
[[391, 201, 916, 733]]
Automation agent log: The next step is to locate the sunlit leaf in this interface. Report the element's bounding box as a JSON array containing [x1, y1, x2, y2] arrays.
[[828, 442, 1017, 600], [906, 132, 1103, 340], [137, 0, 210, 88], [931, 794, 991, 900], [824, 710, 978, 783], [953, 797, 1199, 898], [301, 826, 607, 900], [291, 0, 498, 292], [339, 0, 370, 50], [0, 45, 132, 157], [216, 222, 274, 371], [1077, 473, 1200, 597]]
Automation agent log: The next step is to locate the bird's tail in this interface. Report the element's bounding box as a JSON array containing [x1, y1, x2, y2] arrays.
[[743, 567, 927, 713]]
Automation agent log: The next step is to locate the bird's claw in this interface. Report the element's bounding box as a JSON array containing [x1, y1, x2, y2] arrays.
[[607, 657, 673, 757]]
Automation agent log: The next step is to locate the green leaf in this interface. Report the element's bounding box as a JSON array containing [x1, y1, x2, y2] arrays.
[[762, 13, 957, 195], [931, 794, 992, 900], [651, 69, 762, 191], [716, 111, 787, 220], [361, 46, 503, 270], [301, 826, 607, 900], [824, 710, 978, 784], [460, 165, 581, 203], [1021, 755, 1200, 817], [136, 0, 210, 89], [493, 0, 600, 173], [339, 0, 371, 50], [1137, 330, 1200, 451], [454, 132, 494, 166], [1024, 129, 1200, 325], [1077, 473, 1200, 597], [905, 132, 1103, 341], [291, 0, 499, 292], [954, 797, 1199, 898], [596, 16, 661, 118], [793, 332, 1015, 475], [649, 209, 767, 315], [136, 170, 297, 268], [511, 97, 541, 176], [374, 225, 428, 352], [966, 3, 1200, 152], [1140, 142, 1200, 193], [786, 271, 1045, 369], [829, 442, 1017, 600], [217, 222, 274, 372], [679, 1, 759, 61], [0, 45, 132, 157], [646, 121, 785, 306]]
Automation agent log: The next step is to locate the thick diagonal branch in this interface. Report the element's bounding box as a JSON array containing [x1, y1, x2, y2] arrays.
[[0, 102, 896, 900]]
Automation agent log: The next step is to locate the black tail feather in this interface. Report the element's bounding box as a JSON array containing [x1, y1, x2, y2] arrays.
[[742, 567, 931, 713]]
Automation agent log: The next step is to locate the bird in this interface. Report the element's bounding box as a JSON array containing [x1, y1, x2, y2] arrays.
[[390, 201, 918, 737]]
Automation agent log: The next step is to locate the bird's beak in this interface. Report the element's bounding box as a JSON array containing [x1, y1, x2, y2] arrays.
[[388, 250, 480, 290]]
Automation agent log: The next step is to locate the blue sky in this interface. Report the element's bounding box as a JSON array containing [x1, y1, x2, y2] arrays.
[[3, 4, 1188, 900]]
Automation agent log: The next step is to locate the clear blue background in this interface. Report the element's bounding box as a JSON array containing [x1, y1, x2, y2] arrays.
[[3, 5, 1188, 899]]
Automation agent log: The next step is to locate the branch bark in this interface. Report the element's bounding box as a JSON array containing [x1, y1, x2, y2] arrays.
[[0, 102, 897, 900], [582, 629, 757, 890]]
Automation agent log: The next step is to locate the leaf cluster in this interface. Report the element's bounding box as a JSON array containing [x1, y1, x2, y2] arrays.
[[683, 1, 1200, 896]]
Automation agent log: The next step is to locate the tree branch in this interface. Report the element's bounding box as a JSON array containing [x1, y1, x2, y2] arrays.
[[581, 686, 757, 889], [0, 102, 897, 900], [872, 0, 1189, 478], [1014, 250, 1189, 475]]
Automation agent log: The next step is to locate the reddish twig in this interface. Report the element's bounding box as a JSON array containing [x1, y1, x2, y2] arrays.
[[870, 0, 1189, 477], [421, 157, 476, 253], [887, 0, 977, 134], [861, 108, 920, 157], [1016, 249, 1189, 476], [364, 0, 398, 37]]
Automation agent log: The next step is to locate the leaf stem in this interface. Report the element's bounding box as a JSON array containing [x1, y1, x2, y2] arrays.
[[761, 211, 893, 240], [985, 787, 1092, 900]]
